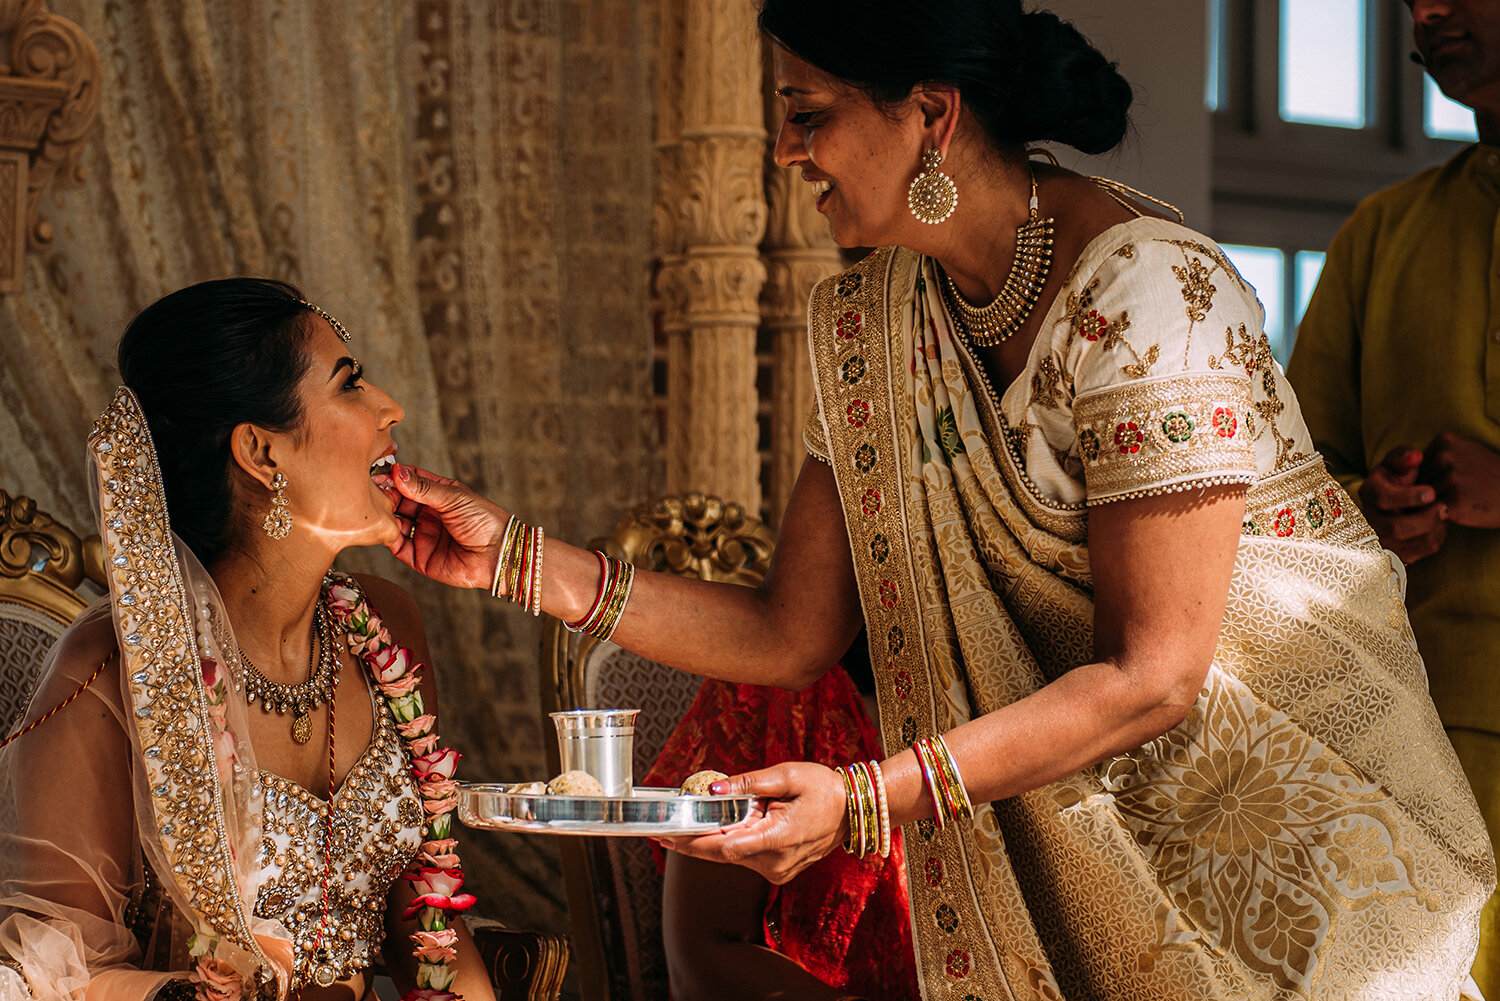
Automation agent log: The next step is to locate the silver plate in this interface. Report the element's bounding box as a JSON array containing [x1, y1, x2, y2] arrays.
[[457, 782, 757, 837]]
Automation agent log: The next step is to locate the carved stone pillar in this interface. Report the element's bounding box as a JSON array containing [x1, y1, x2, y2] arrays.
[[654, 0, 766, 510], [0, 0, 99, 295], [759, 79, 841, 525]]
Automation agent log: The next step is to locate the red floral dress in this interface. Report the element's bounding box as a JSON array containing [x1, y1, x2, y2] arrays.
[[644, 666, 918, 1001]]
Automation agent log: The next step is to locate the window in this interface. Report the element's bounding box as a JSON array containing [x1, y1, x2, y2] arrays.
[[1219, 244, 1327, 367], [1279, 0, 1367, 128], [1425, 77, 1479, 141]]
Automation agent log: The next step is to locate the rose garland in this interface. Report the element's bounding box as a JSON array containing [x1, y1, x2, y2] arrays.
[[325, 577, 475, 999]]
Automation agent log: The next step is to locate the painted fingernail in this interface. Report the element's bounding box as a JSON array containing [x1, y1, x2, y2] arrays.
[[397, 464, 411, 481]]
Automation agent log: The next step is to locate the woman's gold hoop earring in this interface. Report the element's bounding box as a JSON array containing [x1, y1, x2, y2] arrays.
[[908, 148, 958, 225], [262, 472, 292, 540]]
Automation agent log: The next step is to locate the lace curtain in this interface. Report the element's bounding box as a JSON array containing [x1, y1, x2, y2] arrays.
[[0, 0, 661, 929]]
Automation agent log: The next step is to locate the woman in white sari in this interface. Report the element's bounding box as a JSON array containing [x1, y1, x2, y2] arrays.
[[383, 1, 1494, 997], [0, 279, 493, 1000]]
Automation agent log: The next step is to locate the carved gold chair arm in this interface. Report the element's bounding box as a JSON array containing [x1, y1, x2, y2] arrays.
[[470, 918, 570, 1001]]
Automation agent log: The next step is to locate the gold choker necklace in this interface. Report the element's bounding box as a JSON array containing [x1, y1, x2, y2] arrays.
[[240, 601, 336, 744], [939, 170, 1054, 347]]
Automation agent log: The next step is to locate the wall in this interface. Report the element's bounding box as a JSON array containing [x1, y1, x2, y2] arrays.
[[1045, 1, 1213, 230]]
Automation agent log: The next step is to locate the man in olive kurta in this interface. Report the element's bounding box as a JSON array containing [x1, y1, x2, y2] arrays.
[[1288, 0, 1500, 991]]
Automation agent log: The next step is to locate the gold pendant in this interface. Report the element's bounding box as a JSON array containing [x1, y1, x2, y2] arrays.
[[292, 707, 312, 744]]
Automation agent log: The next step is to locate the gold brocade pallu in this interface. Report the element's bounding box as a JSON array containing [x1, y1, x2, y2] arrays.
[[806, 246, 1494, 1000]]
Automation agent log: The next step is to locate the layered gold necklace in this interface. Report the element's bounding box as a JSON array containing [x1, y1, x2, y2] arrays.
[[239, 600, 336, 744], [939, 169, 1054, 347]]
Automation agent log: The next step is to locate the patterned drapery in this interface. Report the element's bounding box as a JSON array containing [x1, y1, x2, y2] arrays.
[[0, 0, 661, 931]]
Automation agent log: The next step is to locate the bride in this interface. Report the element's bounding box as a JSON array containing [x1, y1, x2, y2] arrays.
[[0, 279, 493, 1000]]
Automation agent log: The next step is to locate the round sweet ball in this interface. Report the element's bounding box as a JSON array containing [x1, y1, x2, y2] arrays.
[[547, 770, 605, 796], [680, 769, 729, 796], [508, 780, 548, 795]]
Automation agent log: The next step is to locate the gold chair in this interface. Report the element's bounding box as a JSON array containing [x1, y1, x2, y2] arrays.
[[541, 493, 775, 1001], [0, 489, 104, 727], [0, 490, 569, 999]]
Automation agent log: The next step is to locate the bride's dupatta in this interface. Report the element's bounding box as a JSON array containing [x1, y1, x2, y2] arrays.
[[806, 242, 1491, 1000], [0, 388, 293, 999]]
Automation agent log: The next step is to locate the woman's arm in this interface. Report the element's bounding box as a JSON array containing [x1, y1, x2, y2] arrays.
[[358, 576, 496, 1001], [388, 457, 864, 690], [664, 484, 1247, 883], [662, 853, 844, 1001]]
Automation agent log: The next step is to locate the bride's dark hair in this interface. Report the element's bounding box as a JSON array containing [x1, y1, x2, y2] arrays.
[[758, 0, 1132, 156], [117, 277, 314, 566]]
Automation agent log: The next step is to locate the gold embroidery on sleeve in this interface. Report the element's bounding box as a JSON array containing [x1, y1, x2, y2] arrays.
[[1031, 355, 1067, 409]]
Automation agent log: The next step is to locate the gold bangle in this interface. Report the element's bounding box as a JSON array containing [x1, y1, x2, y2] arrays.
[[869, 759, 891, 858], [913, 738, 954, 829], [933, 734, 974, 824], [594, 559, 635, 642], [839, 765, 859, 854], [490, 515, 518, 598], [531, 527, 545, 616]]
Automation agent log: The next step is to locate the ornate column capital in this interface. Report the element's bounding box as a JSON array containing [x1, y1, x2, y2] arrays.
[[0, 0, 99, 294]]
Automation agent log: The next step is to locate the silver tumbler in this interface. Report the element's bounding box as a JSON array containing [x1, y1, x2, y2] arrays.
[[549, 708, 640, 797]]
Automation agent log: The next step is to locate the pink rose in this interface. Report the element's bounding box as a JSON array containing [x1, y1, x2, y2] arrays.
[[411, 928, 459, 965], [326, 584, 360, 615], [192, 956, 242, 1001], [423, 794, 460, 816], [412, 748, 461, 781], [418, 777, 458, 801], [421, 850, 461, 869], [408, 733, 440, 757], [398, 715, 437, 740], [378, 671, 423, 698], [400, 867, 478, 919], [421, 838, 458, 855], [368, 643, 410, 683]]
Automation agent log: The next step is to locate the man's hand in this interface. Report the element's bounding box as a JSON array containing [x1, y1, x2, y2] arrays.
[[1359, 446, 1447, 564], [1419, 431, 1500, 529]]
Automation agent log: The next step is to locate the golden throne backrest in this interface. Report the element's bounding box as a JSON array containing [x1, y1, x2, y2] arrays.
[[541, 493, 774, 1001], [0, 489, 105, 727]]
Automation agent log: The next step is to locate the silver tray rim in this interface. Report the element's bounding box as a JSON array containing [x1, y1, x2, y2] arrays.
[[457, 781, 758, 837]]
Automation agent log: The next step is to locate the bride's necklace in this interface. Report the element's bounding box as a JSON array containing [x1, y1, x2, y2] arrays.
[[939, 169, 1054, 347], [239, 600, 336, 744]]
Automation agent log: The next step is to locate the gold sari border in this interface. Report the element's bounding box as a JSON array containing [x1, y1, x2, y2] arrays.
[[1074, 371, 1258, 503], [1242, 455, 1373, 547]]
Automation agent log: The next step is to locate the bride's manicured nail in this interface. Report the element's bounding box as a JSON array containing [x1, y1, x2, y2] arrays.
[[397, 464, 411, 481]]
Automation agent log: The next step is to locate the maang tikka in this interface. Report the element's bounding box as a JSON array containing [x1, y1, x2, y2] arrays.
[[908, 147, 958, 225], [262, 471, 292, 539]]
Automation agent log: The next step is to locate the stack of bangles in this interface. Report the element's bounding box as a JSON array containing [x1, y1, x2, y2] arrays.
[[563, 549, 636, 642], [912, 734, 973, 830], [491, 515, 546, 615], [838, 760, 891, 859]]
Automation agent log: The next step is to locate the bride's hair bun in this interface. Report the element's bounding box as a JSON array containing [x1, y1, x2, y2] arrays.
[[1004, 10, 1132, 154]]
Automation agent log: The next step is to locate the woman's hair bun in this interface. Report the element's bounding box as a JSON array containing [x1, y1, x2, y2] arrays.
[[1006, 10, 1133, 154]]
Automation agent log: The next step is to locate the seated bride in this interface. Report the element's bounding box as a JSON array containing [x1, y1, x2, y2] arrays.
[[0, 278, 492, 1000]]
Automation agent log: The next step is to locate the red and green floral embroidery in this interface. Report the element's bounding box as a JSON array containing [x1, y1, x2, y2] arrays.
[[1273, 507, 1296, 537], [861, 488, 883, 517], [870, 534, 890, 564], [878, 580, 899, 609], [1243, 517, 1262, 536], [1079, 428, 1101, 462], [935, 904, 960, 934], [1324, 487, 1342, 519], [1075, 308, 1132, 350], [946, 950, 971, 978], [894, 668, 912, 700], [1162, 412, 1194, 443], [840, 355, 867, 385], [1304, 496, 1326, 529], [835, 310, 862, 340], [1212, 407, 1238, 438], [1114, 421, 1143, 454], [925, 857, 945, 886], [847, 400, 871, 428], [837, 272, 862, 297], [854, 443, 878, 473]]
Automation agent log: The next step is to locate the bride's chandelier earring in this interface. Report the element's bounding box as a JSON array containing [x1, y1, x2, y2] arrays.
[[262, 471, 292, 540], [908, 147, 958, 225]]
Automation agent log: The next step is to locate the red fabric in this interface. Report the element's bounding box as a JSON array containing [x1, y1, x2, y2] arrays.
[[643, 667, 918, 1001]]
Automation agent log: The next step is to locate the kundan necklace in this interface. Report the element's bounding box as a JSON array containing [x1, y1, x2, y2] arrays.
[[939, 169, 1054, 346], [240, 601, 336, 744]]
